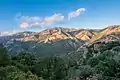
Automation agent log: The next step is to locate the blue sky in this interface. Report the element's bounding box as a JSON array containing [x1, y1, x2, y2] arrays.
[[0, 0, 120, 32]]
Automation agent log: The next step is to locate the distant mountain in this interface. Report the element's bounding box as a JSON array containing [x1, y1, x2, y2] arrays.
[[89, 25, 120, 43], [0, 31, 36, 44], [74, 29, 98, 41], [0, 27, 99, 44], [22, 27, 78, 43], [1, 25, 120, 55], [0, 27, 85, 55], [0, 32, 15, 36], [20, 27, 98, 43]]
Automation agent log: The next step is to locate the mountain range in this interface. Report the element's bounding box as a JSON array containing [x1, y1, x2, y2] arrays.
[[1, 25, 120, 56]]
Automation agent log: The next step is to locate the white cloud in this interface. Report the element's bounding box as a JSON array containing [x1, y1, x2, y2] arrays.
[[18, 16, 42, 29], [17, 13, 64, 29], [43, 13, 64, 25], [16, 8, 85, 29], [0, 31, 17, 36], [68, 8, 85, 20], [20, 22, 29, 29]]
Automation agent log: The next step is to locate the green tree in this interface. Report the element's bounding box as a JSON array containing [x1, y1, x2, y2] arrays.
[[8, 71, 41, 80], [0, 45, 11, 66], [11, 52, 37, 72], [33, 56, 67, 80], [0, 66, 20, 80], [0, 67, 7, 80]]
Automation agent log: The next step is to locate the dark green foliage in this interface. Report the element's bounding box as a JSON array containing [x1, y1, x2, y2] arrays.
[[65, 41, 120, 80], [78, 65, 94, 79], [0, 67, 7, 80], [0, 45, 11, 66], [87, 50, 114, 67], [11, 52, 37, 72], [95, 58, 116, 76], [12, 52, 37, 66], [0, 66, 19, 80], [33, 56, 67, 80], [8, 71, 40, 80], [1, 41, 120, 80]]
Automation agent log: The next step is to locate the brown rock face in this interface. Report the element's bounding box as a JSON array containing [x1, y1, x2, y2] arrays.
[[90, 25, 120, 43], [101, 25, 120, 35], [17, 25, 120, 44], [23, 35, 39, 42], [38, 27, 71, 43], [75, 30, 97, 41], [19, 27, 99, 43], [22, 27, 75, 43]]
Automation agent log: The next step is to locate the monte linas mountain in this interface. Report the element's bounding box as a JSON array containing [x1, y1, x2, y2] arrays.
[[1, 25, 120, 55]]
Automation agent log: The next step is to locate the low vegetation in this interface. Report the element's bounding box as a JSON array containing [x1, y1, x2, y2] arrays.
[[0, 40, 120, 80]]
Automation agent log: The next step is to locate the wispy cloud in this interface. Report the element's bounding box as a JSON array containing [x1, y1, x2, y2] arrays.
[[0, 31, 17, 36], [20, 22, 29, 29], [16, 8, 85, 29], [68, 8, 85, 20], [17, 15, 42, 29], [17, 13, 64, 29], [43, 13, 64, 25]]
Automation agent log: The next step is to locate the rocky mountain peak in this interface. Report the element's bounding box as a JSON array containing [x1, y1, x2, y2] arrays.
[[74, 30, 97, 41], [89, 25, 120, 43]]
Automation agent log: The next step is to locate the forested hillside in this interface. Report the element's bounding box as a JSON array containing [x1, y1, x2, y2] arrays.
[[1, 40, 120, 80]]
